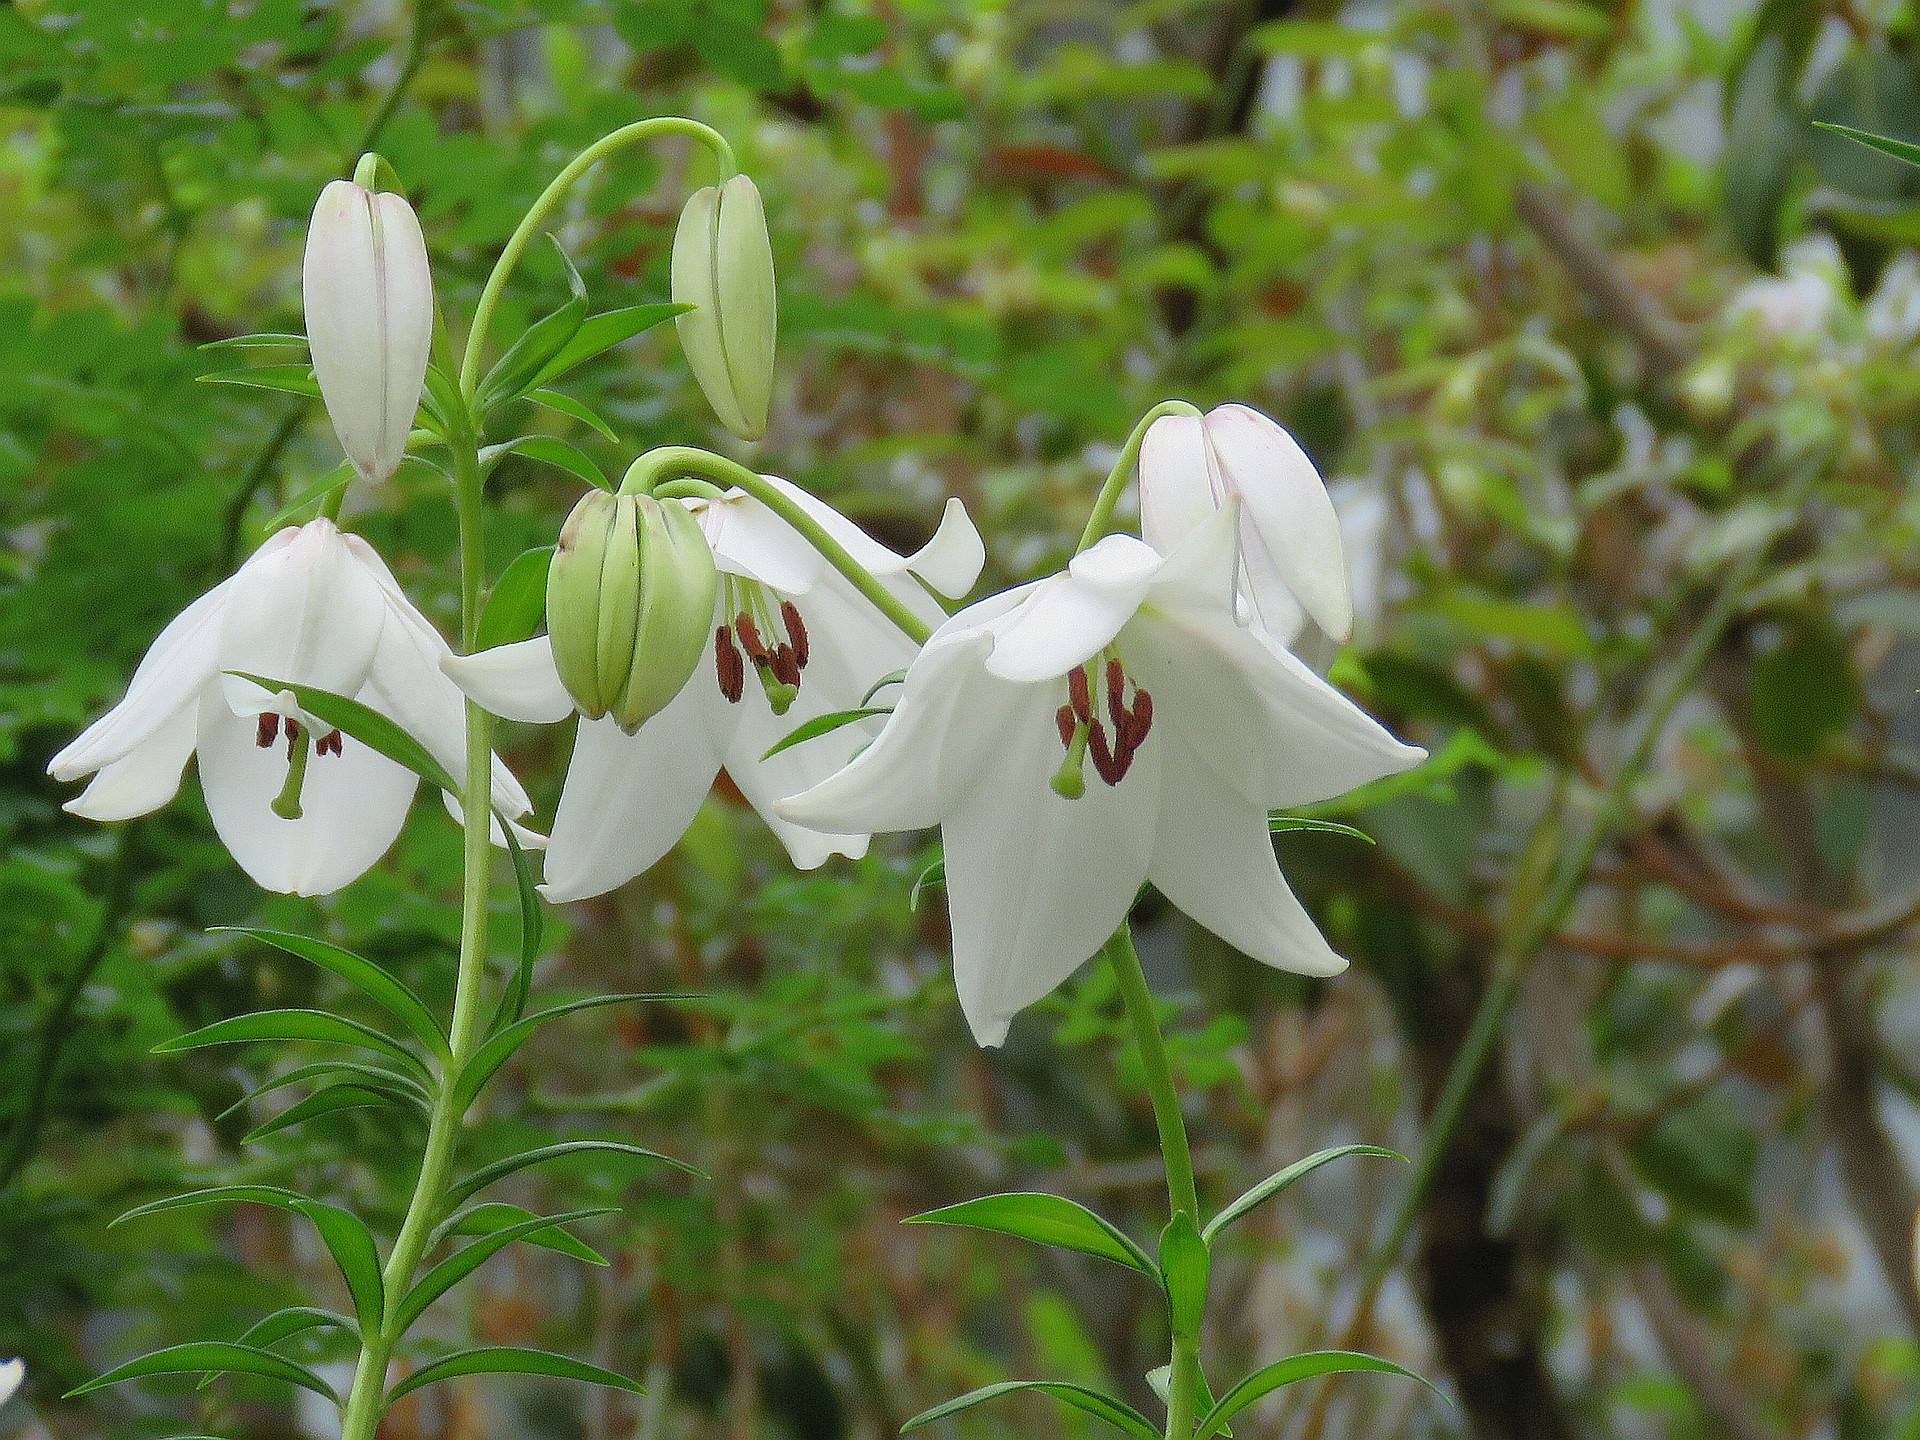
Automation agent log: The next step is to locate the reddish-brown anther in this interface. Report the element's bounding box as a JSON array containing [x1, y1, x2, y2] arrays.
[[735, 612, 771, 664], [256, 714, 280, 749], [1124, 688, 1154, 756], [1088, 718, 1126, 786], [1106, 657, 1125, 727], [1068, 664, 1092, 723], [715, 626, 745, 703], [781, 601, 809, 669], [1055, 704, 1076, 748], [317, 729, 344, 757], [772, 643, 802, 688], [285, 718, 302, 745]]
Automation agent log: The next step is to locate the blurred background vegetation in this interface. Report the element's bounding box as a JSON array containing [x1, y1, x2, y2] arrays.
[[7, 0, 1920, 1437]]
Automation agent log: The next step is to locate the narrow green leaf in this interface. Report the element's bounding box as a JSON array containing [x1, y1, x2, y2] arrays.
[[859, 668, 907, 706], [525, 387, 618, 442], [901, 1381, 1160, 1439], [1195, 1352, 1444, 1440], [199, 333, 310, 351], [199, 365, 321, 398], [65, 1343, 336, 1402], [419, 363, 467, 437], [216, 1060, 432, 1124], [214, 927, 450, 1061], [111, 1186, 306, 1228], [476, 546, 555, 652], [526, 302, 689, 390], [487, 816, 544, 1035], [240, 1084, 420, 1144], [294, 1200, 386, 1338], [154, 1008, 429, 1079], [477, 239, 589, 411], [455, 994, 689, 1111], [1267, 815, 1374, 844], [1159, 1212, 1209, 1339], [906, 1193, 1156, 1276], [432, 1203, 608, 1266], [392, 1208, 615, 1336], [762, 706, 890, 761], [1203, 1146, 1405, 1245], [1813, 120, 1920, 169], [225, 674, 461, 796], [386, 1347, 645, 1402], [232, 1306, 357, 1349], [488, 434, 608, 490], [260, 461, 354, 532], [446, 1139, 704, 1208]]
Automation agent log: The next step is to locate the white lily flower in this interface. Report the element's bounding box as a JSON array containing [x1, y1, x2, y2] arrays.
[[447, 476, 985, 901], [303, 178, 434, 484], [0, 1359, 21, 1407], [48, 519, 538, 897], [1139, 403, 1351, 647], [778, 505, 1424, 1047]]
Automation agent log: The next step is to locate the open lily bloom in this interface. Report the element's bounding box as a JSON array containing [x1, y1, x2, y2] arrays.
[[48, 519, 538, 897], [1139, 403, 1352, 648], [779, 505, 1424, 1047], [447, 475, 984, 901]]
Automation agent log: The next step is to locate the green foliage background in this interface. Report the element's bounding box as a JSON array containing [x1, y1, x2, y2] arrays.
[[7, 1, 1920, 1438]]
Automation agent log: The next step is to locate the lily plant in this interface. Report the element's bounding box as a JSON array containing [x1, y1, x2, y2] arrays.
[[43, 116, 1440, 1440]]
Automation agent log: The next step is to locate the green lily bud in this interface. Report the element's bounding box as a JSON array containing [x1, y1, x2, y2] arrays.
[[547, 490, 719, 733], [671, 174, 776, 441]]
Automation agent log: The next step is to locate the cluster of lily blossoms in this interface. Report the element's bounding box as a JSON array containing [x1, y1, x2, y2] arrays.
[[49, 165, 1422, 1049]]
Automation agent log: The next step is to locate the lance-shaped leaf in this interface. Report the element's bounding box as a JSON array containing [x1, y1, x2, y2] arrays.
[[200, 333, 311, 352], [476, 546, 555, 652], [225, 674, 460, 795], [216, 1060, 434, 1125], [241, 1083, 421, 1144], [524, 387, 618, 442], [261, 460, 354, 532], [199, 1308, 357, 1390], [488, 818, 544, 1035], [213, 927, 449, 1061], [199, 365, 323, 398], [1814, 120, 1920, 169], [526, 302, 688, 390], [1203, 1145, 1405, 1245], [762, 705, 892, 761], [66, 1343, 336, 1402], [154, 1008, 430, 1080], [905, 1193, 1156, 1276], [1159, 1211, 1208, 1340], [1194, 1352, 1443, 1440], [1267, 814, 1374, 844], [430, 1203, 608, 1266], [476, 240, 589, 412], [386, 1347, 645, 1402], [454, 994, 688, 1111], [391, 1208, 615, 1336], [111, 1185, 308, 1228], [293, 1200, 385, 1337], [480, 434, 609, 491], [901, 1380, 1160, 1439], [446, 1139, 702, 1208]]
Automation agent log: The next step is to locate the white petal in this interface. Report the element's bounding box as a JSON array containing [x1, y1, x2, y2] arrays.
[[540, 686, 733, 902], [982, 536, 1161, 683], [371, 190, 434, 483], [196, 689, 415, 897], [1148, 736, 1346, 977], [219, 520, 387, 719], [48, 580, 230, 779], [1139, 413, 1223, 558], [63, 705, 197, 822], [1205, 404, 1353, 642], [943, 686, 1159, 1047], [1125, 606, 1423, 810], [0, 1360, 22, 1407], [442, 636, 576, 724], [902, 497, 986, 598], [694, 486, 824, 595]]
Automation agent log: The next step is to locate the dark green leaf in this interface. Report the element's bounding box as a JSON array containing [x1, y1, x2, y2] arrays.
[[392, 1209, 615, 1335], [294, 1200, 385, 1338], [762, 706, 890, 761], [1159, 1212, 1208, 1339], [477, 240, 590, 411], [1195, 1352, 1442, 1439], [213, 927, 449, 1061], [231, 1306, 357, 1349], [901, 1381, 1160, 1439], [527, 303, 689, 390], [524, 387, 618, 442], [433, 1203, 607, 1265], [260, 461, 354, 532], [486, 817, 545, 1036], [485, 434, 608, 490], [475, 546, 554, 652], [66, 1343, 336, 1402], [224, 674, 461, 796], [455, 994, 689, 1111], [216, 1061, 432, 1124], [1267, 815, 1375, 843], [111, 1186, 307, 1228], [240, 1083, 420, 1144], [386, 1347, 644, 1402], [905, 1193, 1155, 1276], [1814, 120, 1920, 169], [154, 1008, 429, 1079], [859, 668, 907, 705], [447, 1139, 703, 1207], [1203, 1146, 1405, 1245], [199, 365, 321, 398], [199, 333, 310, 351]]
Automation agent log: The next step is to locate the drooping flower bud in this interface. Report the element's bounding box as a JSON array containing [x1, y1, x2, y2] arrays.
[[546, 491, 720, 733], [671, 174, 776, 441], [302, 176, 434, 484]]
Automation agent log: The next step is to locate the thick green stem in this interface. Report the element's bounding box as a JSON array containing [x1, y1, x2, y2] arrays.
[[1104, 927, 1202, 1440], [336, 412, 497, 1440], [459, 118, 736, 401], [631, 448, 933, 646], [1077, 400, 1202, 553]]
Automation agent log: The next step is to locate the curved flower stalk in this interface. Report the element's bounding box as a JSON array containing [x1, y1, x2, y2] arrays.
[[780, 503, 1424, 1047], [303, 174, 434, 484], [449, 474, 983, 899], [47, 518, 537, 896], [1138, 403, 1352, 648]]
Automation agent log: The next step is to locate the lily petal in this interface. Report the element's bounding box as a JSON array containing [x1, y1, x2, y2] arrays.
[[195, 688, 416, 897], [219, 520, 387, 719], [442, 636, 576, 725], [63, 705, 197, 822], [48, 580, 231, 779], [983, 535, 1161, 683], [944, 686, 1160, 1046], [1139, 413, 1224, 559], [1205, 403, 1353, 642], [1148, 733, 1346, 977]]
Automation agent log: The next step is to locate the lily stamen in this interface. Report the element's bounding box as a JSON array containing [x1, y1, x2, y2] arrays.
[[781, 601, 810, 670], [316, 728, 344, 758], [256, 714, 280, 749], [716, 625, 745, 703]]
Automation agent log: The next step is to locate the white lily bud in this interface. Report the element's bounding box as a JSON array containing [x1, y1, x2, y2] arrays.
[[302, 178, 434, 484], [671, 174, 776, 441]]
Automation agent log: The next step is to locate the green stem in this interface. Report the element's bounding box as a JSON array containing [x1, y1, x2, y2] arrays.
[[1077, 400, 1202, 553], [459, 118, 736, 401], [336, 419, 497, 1440], [1104, 927, 1201, 1440], [630, 448, 932, 646]]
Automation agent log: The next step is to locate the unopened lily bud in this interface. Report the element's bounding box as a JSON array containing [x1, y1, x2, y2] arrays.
[[547, 490, 719, 733], [303, 177, 433, 484], [671, 174, 776, 441]]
